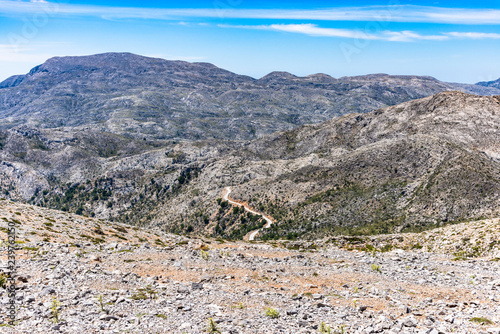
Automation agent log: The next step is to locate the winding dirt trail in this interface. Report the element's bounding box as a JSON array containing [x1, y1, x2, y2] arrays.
[[223, 187, 273, 241]]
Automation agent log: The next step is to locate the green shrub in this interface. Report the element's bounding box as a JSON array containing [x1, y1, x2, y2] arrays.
[[207, 317, 220, 333], [201, 250, 210, 261], [319, 322, 332, 334], [470, 317, 493, 325], [0, 273, 7, 289], [131, 285, 157, 300], [264, 307, 280, 318], [50, 297, 62, 323]]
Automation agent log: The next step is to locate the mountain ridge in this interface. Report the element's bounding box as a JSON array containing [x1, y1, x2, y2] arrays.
[[2, 53, 498, 89], [1, 52, 499, 142]]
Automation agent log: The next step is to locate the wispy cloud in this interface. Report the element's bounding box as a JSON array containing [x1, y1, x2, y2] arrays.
[[220, 24, 500, 42], [446, 32, 500, 39], [0, 1, 500, 25], [382, 31, 448, 42], [222, 24, 381, 40]]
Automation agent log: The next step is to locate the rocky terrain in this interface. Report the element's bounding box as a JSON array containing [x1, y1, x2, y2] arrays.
[[0, 53, 499, 240], [1, 200, 500, 333], [1, 52, 500, 333], [0, 91, 499, 239], [230, 91, 500, 239], [1, 53, 499, 142]]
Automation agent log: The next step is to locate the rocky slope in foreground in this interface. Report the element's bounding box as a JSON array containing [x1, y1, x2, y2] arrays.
[[1, 53, 499, 141], [1, 201, 500, 333]]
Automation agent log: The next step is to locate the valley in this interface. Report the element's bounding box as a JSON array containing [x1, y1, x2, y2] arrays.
[[0, 54, 499, 242]]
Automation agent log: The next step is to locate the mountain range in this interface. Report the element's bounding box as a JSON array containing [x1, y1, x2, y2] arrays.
[[1, 53, 499, 141], [0, 53, 499, 239]]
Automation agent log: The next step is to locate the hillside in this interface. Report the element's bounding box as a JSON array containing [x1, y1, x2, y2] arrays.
[[0, 91, 498, 240], [1, 53, 499, 142], [221, 92, 500, 239]]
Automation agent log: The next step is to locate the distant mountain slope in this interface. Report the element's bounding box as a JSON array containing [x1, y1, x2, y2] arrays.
[[477, 77, 500, 89], [1, 53, 499, 141], [178, 92, 499, 239], [1, 91, 498, 239]]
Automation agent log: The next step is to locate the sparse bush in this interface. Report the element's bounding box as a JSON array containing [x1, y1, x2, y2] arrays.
[[114, 226, 128, 234], [380, 244, 394, 252], [318, 322, 332, 333], [470, 317, 493, 325], [411, 243, 423, 249], [131, 290, 148, 300], [231, 302, 245, 309], [201, 250, 210, 261], [207, 317, 220, 333], [154, 239, 165, 246], [131, 285, 157, 300], [0, 273, 7, 289], [371, 264, 381, 272], [264, 307, 279, 318], [50, 297, 62, 323], [97, 295, 109, 314]]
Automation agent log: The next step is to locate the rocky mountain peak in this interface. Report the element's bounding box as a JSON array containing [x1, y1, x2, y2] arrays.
[[257, 71, 299, 84], [304, 73, 337, 82], [393, 90, 500, 116], [2, 52, 254, 90]]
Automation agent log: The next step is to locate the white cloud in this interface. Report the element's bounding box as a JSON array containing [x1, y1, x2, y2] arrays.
[[223, 24, 381, 40], [0, 2, 500, 25], [0, 41, 70, 62], [382, 30, 449, 42], [446, 32, 500, 39], [220, 23, 500, 42], [219, 24, 450, 42], [424, 9, 500, 25]]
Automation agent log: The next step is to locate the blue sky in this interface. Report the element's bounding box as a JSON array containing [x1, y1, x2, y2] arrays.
[[0, 1, 499, 83]]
